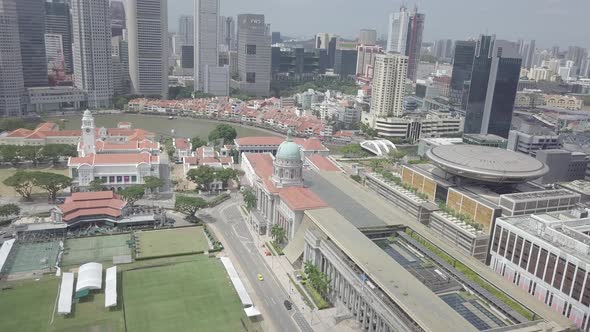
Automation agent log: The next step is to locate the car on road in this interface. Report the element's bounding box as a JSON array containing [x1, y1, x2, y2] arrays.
[[257, 273, 264, 281], [283, 300, 292, 310]]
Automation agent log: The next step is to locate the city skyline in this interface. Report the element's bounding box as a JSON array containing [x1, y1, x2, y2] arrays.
[[166, 0, 590, 48]]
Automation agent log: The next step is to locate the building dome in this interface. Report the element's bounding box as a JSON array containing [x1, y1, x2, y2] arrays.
[[83, 109, 92, 117], [276, 132, 301, 161]]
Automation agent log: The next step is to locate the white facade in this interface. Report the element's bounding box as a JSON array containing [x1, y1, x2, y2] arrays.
[[204, 65, 229, 96], [386, 7, 409, 53], [194, 0, 219, 91], [367, 53, 408, 123], [126, 0, 168, 99], [71, 0, 113, 109]]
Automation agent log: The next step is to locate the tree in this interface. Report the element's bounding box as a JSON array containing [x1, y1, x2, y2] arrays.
[[114, 95, 129, 110], [270, 224, 287, 245], [208, 124, 237, 143], [0, 204, 20, 217], [241, 188, 257, 211], [190, 136, 207, 151], [216, 168, 238, 188], [89, 178, 107, 192], [0, 145, 20, 165], [340, 143, 365, 157], [187, 166, 216, 192], [143, 176, 165, 194], [388, 150, 406, 163], [32, 172, 72, 202], [3, 171, 35, 200], [42, 144, 77, 165], [20, 145, 44, 166], [118, 185, 145, 207], [175, 195, 207, 220]]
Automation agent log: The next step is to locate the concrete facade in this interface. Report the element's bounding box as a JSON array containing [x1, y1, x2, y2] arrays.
[[233, 14, 271, 97], [194, 0, 219, 91], [0, 0, 26, 117]]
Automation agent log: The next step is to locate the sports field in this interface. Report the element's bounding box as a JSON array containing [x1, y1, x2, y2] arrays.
[[3, 241, 61, 274], [135, 227, 209, 259], [123, 259, 249, 332], [61, 234, 132, 267], [0, 276, 124, 332]]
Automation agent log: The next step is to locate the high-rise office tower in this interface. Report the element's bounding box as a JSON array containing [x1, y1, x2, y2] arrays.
[[567, 46, 587, 73], [45, 0, 73, 74], [110, 0, 125, 38], [358, 29, 377, 45], [449, 40, 476, 108], [126, 0, 168, 99], [551, 46, 560, 58], [0, 0, 26, 117], [194, 0, 219, 92], [271, 31, 281, 44], [386, 5, 424, 81], [44, 33, 63, 75], [222, 17, 236, 51], [433, 39, 454, 60], [112, 35, 129, 95], [178, 15, 194, 46], [16, 0, 48, 87], [71, 0, 113, 108], [464, 35, 522, 138], [386, 6, 409, 54], [235, 14, 271, 97], [518, 39, 535, 69], [334, 49, 358, 79], [369, 53, 408, 120]]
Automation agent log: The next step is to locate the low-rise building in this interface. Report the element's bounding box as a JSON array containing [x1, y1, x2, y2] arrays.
[[26, 86, 87, 113], [507, 130, 561, 156], [234, 136, 329, 162], [373, 112, 463, 143], [173, 138, 192, 160], [535, 149, 589, 185], [498, 190, 581, 216], [490, 211, 590, 329]]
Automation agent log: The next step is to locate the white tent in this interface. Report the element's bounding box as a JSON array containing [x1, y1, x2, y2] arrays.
[[57, 272, 75, 314], [105, 266, 117, 308], [0, 239, 15, 273], [76, 262, 102, 292]]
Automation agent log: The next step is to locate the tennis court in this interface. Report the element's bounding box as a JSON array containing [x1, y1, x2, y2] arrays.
[[2, 241, 61, 275], [123, 259, 250, 332], [61, 234, 132, 267], [135, 227, 209, 259]]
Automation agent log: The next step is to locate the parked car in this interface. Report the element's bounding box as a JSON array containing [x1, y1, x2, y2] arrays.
[[283, 300, 292, 310]]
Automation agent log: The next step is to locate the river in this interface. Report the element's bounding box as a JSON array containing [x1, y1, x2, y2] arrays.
[[44, 113, 280, 140]]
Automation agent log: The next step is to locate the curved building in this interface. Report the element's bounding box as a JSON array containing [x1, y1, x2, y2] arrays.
[[426, 145, 548, 183]]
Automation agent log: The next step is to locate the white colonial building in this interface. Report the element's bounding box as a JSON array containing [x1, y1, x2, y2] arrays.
[[68, 111, 162, 191], [241, 133, 328, 238]]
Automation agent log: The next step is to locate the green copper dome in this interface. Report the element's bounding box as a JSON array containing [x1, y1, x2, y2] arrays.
[[276, 131, 301, 161]]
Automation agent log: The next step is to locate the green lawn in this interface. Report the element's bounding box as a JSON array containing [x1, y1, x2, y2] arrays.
[[0, 167, 69, 196], [136, 227, 209, 259], [0, 276, 125, 332], [123, 259, 251, 332]]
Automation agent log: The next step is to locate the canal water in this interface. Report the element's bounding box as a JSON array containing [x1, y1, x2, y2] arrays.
[[45, 113, 280, 140]]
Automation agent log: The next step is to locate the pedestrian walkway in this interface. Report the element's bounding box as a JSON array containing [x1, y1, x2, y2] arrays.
[[237, 206, 360, 332]]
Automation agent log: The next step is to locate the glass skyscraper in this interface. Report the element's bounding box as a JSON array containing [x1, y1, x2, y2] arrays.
[[464, 35, 522, 138], [449, 40, 476, 108]]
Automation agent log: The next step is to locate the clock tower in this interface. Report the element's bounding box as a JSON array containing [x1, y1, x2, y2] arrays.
[[81, 110, 96, 156]]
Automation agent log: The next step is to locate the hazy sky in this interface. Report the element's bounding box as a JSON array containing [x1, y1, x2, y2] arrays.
[[165, 0, 589, 48]]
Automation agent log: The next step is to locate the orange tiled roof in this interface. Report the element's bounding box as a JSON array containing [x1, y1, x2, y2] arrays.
[[279, 187, 327, 211], [59, 191, 126, 222], [307, 155, 341, 172], [174, 138, 190, 150], [69, 152, 158, 165]]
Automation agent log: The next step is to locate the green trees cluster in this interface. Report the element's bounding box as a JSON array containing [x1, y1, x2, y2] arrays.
[[339, 143, 368, 157], [304, 261, 331, 300], [270, 224, 286, 245], [0, 144, 76, 166], [208, 124, 237, 143], [3, 170, 72, 201], [190, 137, 207, 151], [241, 188, 257, 211], [186, 166, 240, 192], [174, 195, 208, 220]]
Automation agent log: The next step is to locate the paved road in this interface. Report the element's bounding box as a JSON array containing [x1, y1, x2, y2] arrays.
[[200, 200, 312, 332]]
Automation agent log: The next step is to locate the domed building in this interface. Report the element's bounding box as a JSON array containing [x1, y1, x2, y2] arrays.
[[272, 132, 303, 188]]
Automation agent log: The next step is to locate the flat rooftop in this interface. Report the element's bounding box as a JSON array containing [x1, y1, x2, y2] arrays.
[[427, 145, 549, 183], [500, 189, 580, 202], [306, 207, 478, 332]]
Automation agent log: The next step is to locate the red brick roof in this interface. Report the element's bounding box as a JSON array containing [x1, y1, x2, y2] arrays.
[[235, 136, 285, 146], [279, 187, 327, 211], [294, 137, 328, 151], [59, 191, 126, 222], [306, 155, 341, 172], [174, 138, 190, 150], [69, 152, 158, 165], [244, 153, 274, 178]]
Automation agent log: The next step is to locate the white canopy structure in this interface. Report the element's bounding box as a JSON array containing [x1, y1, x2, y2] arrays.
[[58, 272, 74, 315], [0, 239, 15, 273], [105, 266, 117, 308], [220, 257, 261, 317], [76, 262, 103, 292], [360, 139, 397, 156]]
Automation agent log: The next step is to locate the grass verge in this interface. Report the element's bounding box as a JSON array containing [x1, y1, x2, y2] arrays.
[[269, 241, 284, 256], [287, 273, 314, 309], [303, 283, 330, 310]]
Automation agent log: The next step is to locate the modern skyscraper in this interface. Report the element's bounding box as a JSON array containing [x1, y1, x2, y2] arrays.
[[234, 14, 271, 97], [0, 0, 26, 117], [44, 33, 64, 75], [464, 35, 522, 138], [110, 0, 125, 38], [358, 29, 377, 45], [369, 53, 408, 120], [112, 35, 129, 95], [334, 49, 358, 79], [518, 39, 536, 69], [45, 0, 73, 74], [194, 0, 219, 92], [71, 0, 113, 108], [222, 16, 236, 51], [16, 0, 48, 87], [126, 0, 168, 99], [271, 31, 281, 44], [449, 40, 476, 108], [433, 39, 454, 61], [567, 46, 587, 73], [178, 15, 194, 46], [386, 5, 424, 81]]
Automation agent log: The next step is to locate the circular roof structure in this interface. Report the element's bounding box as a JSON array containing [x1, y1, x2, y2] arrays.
[[426, 145, 549, 183]]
